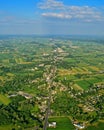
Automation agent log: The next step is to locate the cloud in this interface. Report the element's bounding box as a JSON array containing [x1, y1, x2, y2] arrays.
[[42, 12, 72, 19], [38, 0, 64, 10], [38, 0, 104, 22]]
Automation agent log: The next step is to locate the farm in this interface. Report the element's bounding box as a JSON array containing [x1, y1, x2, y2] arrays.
[[0, 35, 104, 129]]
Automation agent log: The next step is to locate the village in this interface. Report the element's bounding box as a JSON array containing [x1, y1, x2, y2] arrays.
[[0, 37, 104, 130]]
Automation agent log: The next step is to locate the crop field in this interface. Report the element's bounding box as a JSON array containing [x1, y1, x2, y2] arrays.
[[0, 125, 13, 130], [75, 80, 90, 90], [85, 122, 104, 130], [0, 76, 5, 81], [0, 94, 11, 105], [48, 117, 75, 130]]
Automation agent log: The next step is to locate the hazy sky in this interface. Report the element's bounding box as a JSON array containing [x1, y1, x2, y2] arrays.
[[0, 0, 104, 35]]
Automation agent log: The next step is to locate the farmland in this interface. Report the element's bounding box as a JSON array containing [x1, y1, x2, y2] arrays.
[[0, 94, 10, 105], [85, 122, 104, 130], [0, 35, 104, 129], [48, 117, 75, 130]]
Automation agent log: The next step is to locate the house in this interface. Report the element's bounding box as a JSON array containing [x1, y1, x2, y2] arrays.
[[18, 91, 32, 99], [48, 122, 56, 128], [73, 122, 85, 129], [39, 64, 44, 67]]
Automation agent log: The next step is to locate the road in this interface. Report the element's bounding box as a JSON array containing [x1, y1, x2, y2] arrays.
[[43, 64, 57, 130]]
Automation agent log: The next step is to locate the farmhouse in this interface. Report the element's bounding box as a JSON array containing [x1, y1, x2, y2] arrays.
[[18, 91, 32, 99], [48, 122, 56, 128], [73, 122, 85, 129]]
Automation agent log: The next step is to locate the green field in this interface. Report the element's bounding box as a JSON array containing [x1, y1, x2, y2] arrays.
[[85, 122, 104, 130], [0, 125, 13, 130], [75, 80, 90, 90], [0, 94, 10, 105], [48, 117, 75, 130]]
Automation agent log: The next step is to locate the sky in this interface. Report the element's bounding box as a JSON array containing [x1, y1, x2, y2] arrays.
[[0, 0, 104, 35]]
